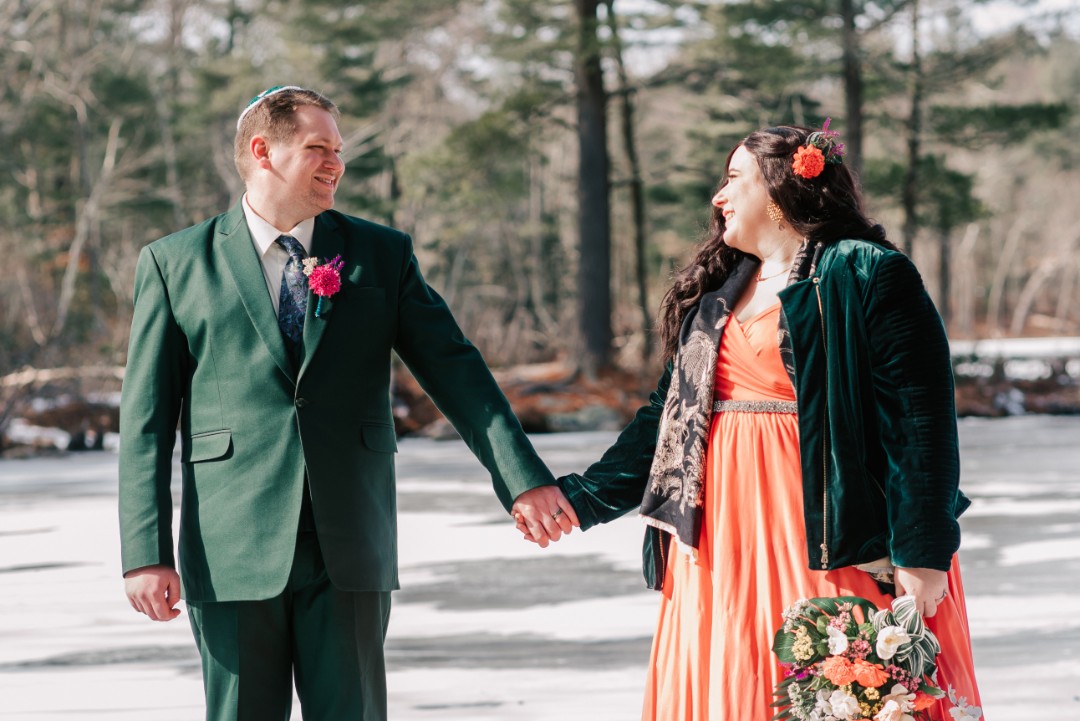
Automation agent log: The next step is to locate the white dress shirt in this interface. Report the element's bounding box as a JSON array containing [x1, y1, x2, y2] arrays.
[[241, 194, 316, 316]]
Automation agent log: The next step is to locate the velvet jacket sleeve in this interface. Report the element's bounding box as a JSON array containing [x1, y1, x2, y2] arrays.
[[391, 234, 556, 510], [863, 251, 967, 571], [557, 362, 673, 530]]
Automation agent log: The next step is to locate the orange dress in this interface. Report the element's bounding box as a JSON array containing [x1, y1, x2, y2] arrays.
[[641, 304, 983, 721]]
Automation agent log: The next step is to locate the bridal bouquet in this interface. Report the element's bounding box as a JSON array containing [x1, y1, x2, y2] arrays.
[[771, 596, 944, 721]]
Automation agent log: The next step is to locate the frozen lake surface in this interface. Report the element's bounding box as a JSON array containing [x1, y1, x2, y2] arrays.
[[1, 416, 1079, 720]]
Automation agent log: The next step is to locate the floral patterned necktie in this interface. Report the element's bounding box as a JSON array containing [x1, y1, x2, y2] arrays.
[[275, 234, 308, 365]]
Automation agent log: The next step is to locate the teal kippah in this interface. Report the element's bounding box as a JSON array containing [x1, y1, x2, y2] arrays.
[[237, 85, 304, 129]]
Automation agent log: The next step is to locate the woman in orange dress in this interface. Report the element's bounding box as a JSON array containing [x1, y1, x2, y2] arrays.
[[516, 123, 983, 720]]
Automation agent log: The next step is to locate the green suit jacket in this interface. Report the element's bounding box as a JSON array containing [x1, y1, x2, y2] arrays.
[[119, 203, 554, 602]]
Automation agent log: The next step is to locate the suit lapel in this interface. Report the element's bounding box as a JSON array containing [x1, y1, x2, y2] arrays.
[[217, 204, 295, 382], [298, 212, 345, 379]]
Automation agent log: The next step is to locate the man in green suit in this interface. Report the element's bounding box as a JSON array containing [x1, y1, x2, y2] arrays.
[[119, 86, 576, 720]]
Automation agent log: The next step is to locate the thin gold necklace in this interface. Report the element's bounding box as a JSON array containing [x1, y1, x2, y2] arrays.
[[756, 264, 793, 282]]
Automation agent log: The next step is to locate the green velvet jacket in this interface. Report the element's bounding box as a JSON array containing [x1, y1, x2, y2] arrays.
[[559, 240, 970, 589]]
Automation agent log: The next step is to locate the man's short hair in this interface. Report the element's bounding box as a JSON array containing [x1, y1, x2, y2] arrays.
[[233, 87, 339, 182]]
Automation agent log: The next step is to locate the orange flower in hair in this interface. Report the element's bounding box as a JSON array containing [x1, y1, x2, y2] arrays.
[[792, 117, 845, 179], [793, 145, 826, 179]]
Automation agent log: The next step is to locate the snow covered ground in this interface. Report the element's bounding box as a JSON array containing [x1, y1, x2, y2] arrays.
[[1, 418, 1078, 720]]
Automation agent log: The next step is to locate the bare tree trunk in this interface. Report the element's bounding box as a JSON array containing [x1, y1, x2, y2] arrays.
[[528, 154, 559, 335], [1054, 260, 1077, 333], [52, 118, 123, 338], [791, 93, 805, 127], [840, 0, 864, 178], [986, 217, 1027, 335], [938, 226, 951, 326], [954, 223, 979, 338], [443, 237, 473, 310], [575, 0, 612, 377], [16, 266, 48, 347], [900, 0, 923, 255], [502, 220, 532, 331], [1013, 229, 1080, 335], [602, 0, 651, 365], [157, 0, 192, 230], [1010, 259, 1058, 336]]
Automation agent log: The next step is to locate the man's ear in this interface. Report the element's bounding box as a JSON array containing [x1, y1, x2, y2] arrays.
[[250, 136, 271, 169]]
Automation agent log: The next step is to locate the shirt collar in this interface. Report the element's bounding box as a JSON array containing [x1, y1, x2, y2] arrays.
[[242, 194, 315, 257]]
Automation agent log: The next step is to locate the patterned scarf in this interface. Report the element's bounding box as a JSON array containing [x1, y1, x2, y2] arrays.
[[639, 241, 822, 554]]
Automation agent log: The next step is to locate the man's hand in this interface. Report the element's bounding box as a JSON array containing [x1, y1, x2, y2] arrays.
[[511, 485, 580, 548], [894, 566, 949, 618], [124, 565, 183, 621]]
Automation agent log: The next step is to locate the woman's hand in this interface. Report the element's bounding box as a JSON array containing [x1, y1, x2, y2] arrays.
[[894, 566, 948, 618], [510, 485, 580, 548]]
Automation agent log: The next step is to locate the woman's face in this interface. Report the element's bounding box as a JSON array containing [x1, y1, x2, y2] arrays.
[[711, 145, 773, 256]]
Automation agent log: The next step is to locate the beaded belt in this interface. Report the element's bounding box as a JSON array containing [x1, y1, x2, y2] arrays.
[[712, 399, 798, 414]]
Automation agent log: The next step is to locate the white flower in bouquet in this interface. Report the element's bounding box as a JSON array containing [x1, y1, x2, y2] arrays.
[[947, 687, 983, 721], [949, 711, 981, 721], [874, 699, 915, 721], [828, 689, 861, 719], [827, 624, 849, 655], [875, 626, 911, 660], [880, 684, 916, 712], [814, 690, 841, 721]]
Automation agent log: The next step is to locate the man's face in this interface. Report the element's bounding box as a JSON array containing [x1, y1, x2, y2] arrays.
[[260, 105, 345, 225]]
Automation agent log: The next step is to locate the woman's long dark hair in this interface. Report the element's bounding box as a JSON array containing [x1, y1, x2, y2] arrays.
[[657, 125, 897, 362]]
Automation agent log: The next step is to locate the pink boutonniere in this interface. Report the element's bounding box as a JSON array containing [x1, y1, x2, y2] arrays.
[[302, 254, 344, 318]]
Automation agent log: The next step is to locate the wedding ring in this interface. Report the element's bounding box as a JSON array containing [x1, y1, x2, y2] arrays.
[[551, 508, 564, 519], [935, 590, 948, 602]]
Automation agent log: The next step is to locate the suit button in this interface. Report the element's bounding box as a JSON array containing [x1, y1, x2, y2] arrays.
[[295, 398, 308, 408]]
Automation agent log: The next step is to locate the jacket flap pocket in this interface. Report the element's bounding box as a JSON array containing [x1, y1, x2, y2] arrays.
[[360, 423, 398, 453], [183, 430, 232, 463]]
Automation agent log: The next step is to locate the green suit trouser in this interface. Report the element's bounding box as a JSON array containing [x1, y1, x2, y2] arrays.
[[187, 531, 392, 721]]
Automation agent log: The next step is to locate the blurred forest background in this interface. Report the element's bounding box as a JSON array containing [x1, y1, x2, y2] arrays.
[[2, 0, 1079, 452]]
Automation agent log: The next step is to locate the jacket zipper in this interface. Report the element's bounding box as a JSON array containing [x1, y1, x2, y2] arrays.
[[813, 276, 830, 569]]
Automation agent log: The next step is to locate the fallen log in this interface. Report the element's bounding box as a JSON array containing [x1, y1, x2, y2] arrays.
[[1, 365, 126, 388]]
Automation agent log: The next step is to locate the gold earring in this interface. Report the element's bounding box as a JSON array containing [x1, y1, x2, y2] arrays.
[[766, 201, 785, 228]]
